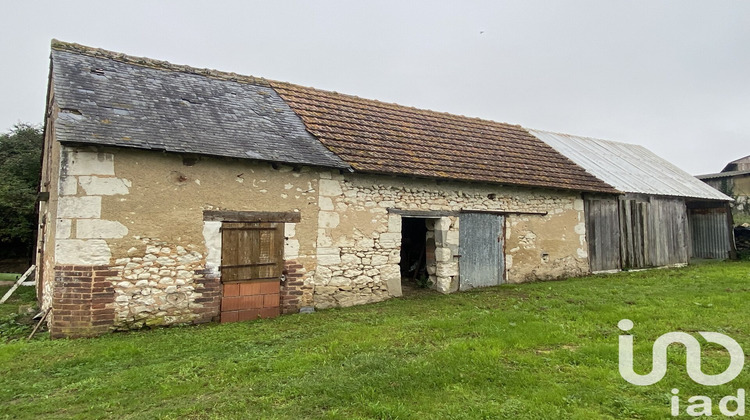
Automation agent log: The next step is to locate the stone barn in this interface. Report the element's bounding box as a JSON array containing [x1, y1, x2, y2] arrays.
[[37, 41, 617, 338]]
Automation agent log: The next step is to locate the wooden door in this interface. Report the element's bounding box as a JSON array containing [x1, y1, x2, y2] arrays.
[[619, 199, 650, 269], [220, 222, 283, 322], [584, 197, 621, 272], [459, 213, 505, 290]]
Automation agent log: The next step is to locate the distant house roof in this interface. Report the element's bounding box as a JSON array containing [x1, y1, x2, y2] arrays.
[[49, 40, 616, 194], [696, 169, 750, 180], [529, 129, 731, 201], [722, 155, 750, 172]]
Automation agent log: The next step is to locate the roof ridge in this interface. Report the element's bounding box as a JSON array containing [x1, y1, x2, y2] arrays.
[[270, 81, 525, 129], [51, 39, 524, 130], [51, 39, 271, 87], [527, 128, 648, 149]]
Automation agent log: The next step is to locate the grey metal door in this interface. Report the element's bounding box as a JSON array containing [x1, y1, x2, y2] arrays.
[[459, 212, 504, 290]]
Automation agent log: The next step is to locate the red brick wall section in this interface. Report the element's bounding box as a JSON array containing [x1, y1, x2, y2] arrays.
[[51, 265, 116, 339], [280, 260, 310, 314], [191, 269, 221, 323]]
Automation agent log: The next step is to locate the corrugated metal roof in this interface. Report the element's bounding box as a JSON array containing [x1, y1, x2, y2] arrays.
[[696, 169, 750, 180], [528, 129, 731, 201]]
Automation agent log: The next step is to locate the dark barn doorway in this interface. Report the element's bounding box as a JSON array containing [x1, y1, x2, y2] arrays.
[[400, 217, 431, 293]]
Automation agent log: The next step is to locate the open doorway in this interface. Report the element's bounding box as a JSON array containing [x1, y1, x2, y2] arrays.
[[399, 218, 435, 294]]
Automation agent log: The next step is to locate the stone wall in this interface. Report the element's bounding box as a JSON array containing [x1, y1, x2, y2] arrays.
[[43, 143, 590, 337], [310, 171, 589, 309], [44, 145, 320, 337], [109, 238, 220, 329]]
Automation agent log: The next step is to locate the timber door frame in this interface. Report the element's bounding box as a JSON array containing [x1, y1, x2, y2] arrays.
[[203, 211, 300, 323]]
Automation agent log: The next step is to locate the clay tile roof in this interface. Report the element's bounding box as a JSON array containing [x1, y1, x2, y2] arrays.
[[270, 81, 617, 193]]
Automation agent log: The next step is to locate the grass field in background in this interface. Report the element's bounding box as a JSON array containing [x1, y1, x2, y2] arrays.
[[0, 273, 21, 281], [1, 261, 749, 419]]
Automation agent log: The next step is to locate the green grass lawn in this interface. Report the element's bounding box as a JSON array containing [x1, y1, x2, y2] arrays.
[[0, 273, 22, 281], [1, 261, 749, 419]]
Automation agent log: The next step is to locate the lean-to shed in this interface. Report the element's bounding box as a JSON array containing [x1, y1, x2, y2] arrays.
[[529, 130, 735, 271]]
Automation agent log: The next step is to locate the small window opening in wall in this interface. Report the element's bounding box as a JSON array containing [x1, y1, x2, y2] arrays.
[[400, 218, 435, 295]]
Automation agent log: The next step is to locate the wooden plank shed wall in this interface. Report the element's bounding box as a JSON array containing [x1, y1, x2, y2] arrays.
[[585, 194, 690, 271]]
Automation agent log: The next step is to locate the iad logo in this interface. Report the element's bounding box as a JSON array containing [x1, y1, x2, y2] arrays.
[[618, 319, 746, 417]]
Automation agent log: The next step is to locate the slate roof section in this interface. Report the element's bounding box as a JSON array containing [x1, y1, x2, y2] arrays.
[[270, 81, 616, 193], [530, 129, 731, 201], [50, 43, 349, 169]]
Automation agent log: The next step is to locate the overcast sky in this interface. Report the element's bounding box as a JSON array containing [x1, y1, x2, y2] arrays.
[[2, 1, 748, 175]]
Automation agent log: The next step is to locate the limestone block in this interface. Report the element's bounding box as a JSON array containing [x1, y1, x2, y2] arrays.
[[577, 248, 588, 258], [380, 264, 402, 297], [318, 211, 340, 228], [340, 253, 361, 268], [57, 196, 101, 219], [65, 151, 115, 176], [285, 239, 300, 259], [435, 276, 452, 293], [329, 276, 349, 286], [76, 219, 128, 239], [378, 232, 401, 249], [317, 229, 334, 247], [436, 262, 458, 277], [388, 249, 401, 264], [505, 255, 513, 269], [353, 275, 373, 285], [436, 217, 451, 231], [434, 229, 447, 247], [378, 200, 396, 209], [202, 221, 222, 269], [435, 247, 452, 262], [574, 199, 585, 211], [319, 196, 335, 211], [574, 222, 586, 235], [59, 176, 77, 195], [78, 176, 130, 195], [284, 223, 296, 237], [371, 254, 388, 266], [387, 214, 402, 233], [55, 239, 111, 265], [156, 257, 177, 266], [445, 231, 460, 246], [56, 219, 72, 239], [318, 179, 343, 197]]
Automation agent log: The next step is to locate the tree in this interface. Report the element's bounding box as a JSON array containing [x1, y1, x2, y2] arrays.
[[0, 124, 43, 259]]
